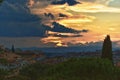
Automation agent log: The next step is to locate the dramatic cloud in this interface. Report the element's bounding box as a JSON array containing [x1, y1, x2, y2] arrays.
[[58, 15, 96, 26], [59, 13, 68, 18], [44, 22, 89, 38], [0, 0, 87, 37], [50, 22, 81, 33], [29, 0, 120, 29], [0, 0, 49, 37], [0, 0, 120, 47], [48, 34, 82, 38], [67, 3, 120, 13], [109, 0, 120, 8], [51, 0, 80, 6], [28, 0, 35, 7], [80, 0, 114, 5], [44, 13, 55, 19], [95, 0, 114, 5]]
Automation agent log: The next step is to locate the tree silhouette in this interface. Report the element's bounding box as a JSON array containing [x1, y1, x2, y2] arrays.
[[0, 0, 3, 3], [11, 45, 15, 53], [101, 35, 113, 63]]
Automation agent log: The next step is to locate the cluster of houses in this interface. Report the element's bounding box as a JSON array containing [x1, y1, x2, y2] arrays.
[[0, 46, 46, 70], [0, 46, 104, 70]]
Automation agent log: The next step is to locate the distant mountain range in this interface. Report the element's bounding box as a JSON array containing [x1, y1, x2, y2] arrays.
[[22, 40, 120, 54], [23, 46, 101, 53]]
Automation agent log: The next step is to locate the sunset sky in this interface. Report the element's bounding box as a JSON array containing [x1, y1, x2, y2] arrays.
[[0, 0, 120, 48]]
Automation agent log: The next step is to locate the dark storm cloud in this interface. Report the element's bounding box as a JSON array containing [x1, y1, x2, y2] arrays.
[[44, 13, 55, 19], [51, 0, 80, 6], [80, 29, 89, 33], [0, 0, 88, 37], [44, 22, 89, 37], [0, 0, 49, 37], [59, 13, 68, 18], [50, 22, 84, 33]]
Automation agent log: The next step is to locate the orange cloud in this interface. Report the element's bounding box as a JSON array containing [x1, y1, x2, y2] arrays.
[[68, 2, 120, 13], [57, 15, 96, 26], [28, 0, 35, 7]]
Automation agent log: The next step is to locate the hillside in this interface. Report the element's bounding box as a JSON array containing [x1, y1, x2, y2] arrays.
[[5, 58, 120, 80]]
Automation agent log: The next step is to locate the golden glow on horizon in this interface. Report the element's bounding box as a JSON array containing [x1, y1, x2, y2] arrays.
[[56, 42, 62, 47]]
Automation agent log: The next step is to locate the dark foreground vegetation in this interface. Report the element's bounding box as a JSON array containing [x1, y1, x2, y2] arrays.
[[0, 58, 119, 80]]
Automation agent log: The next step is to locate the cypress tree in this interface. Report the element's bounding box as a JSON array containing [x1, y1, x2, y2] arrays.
[[101, 35, 113, 62], [11, 45, 15, 53], [0, 0, 3, 3]]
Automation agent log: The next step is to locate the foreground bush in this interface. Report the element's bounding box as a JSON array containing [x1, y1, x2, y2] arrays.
[[18, 58, 120, 80], [0, 69, 9, 80]]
